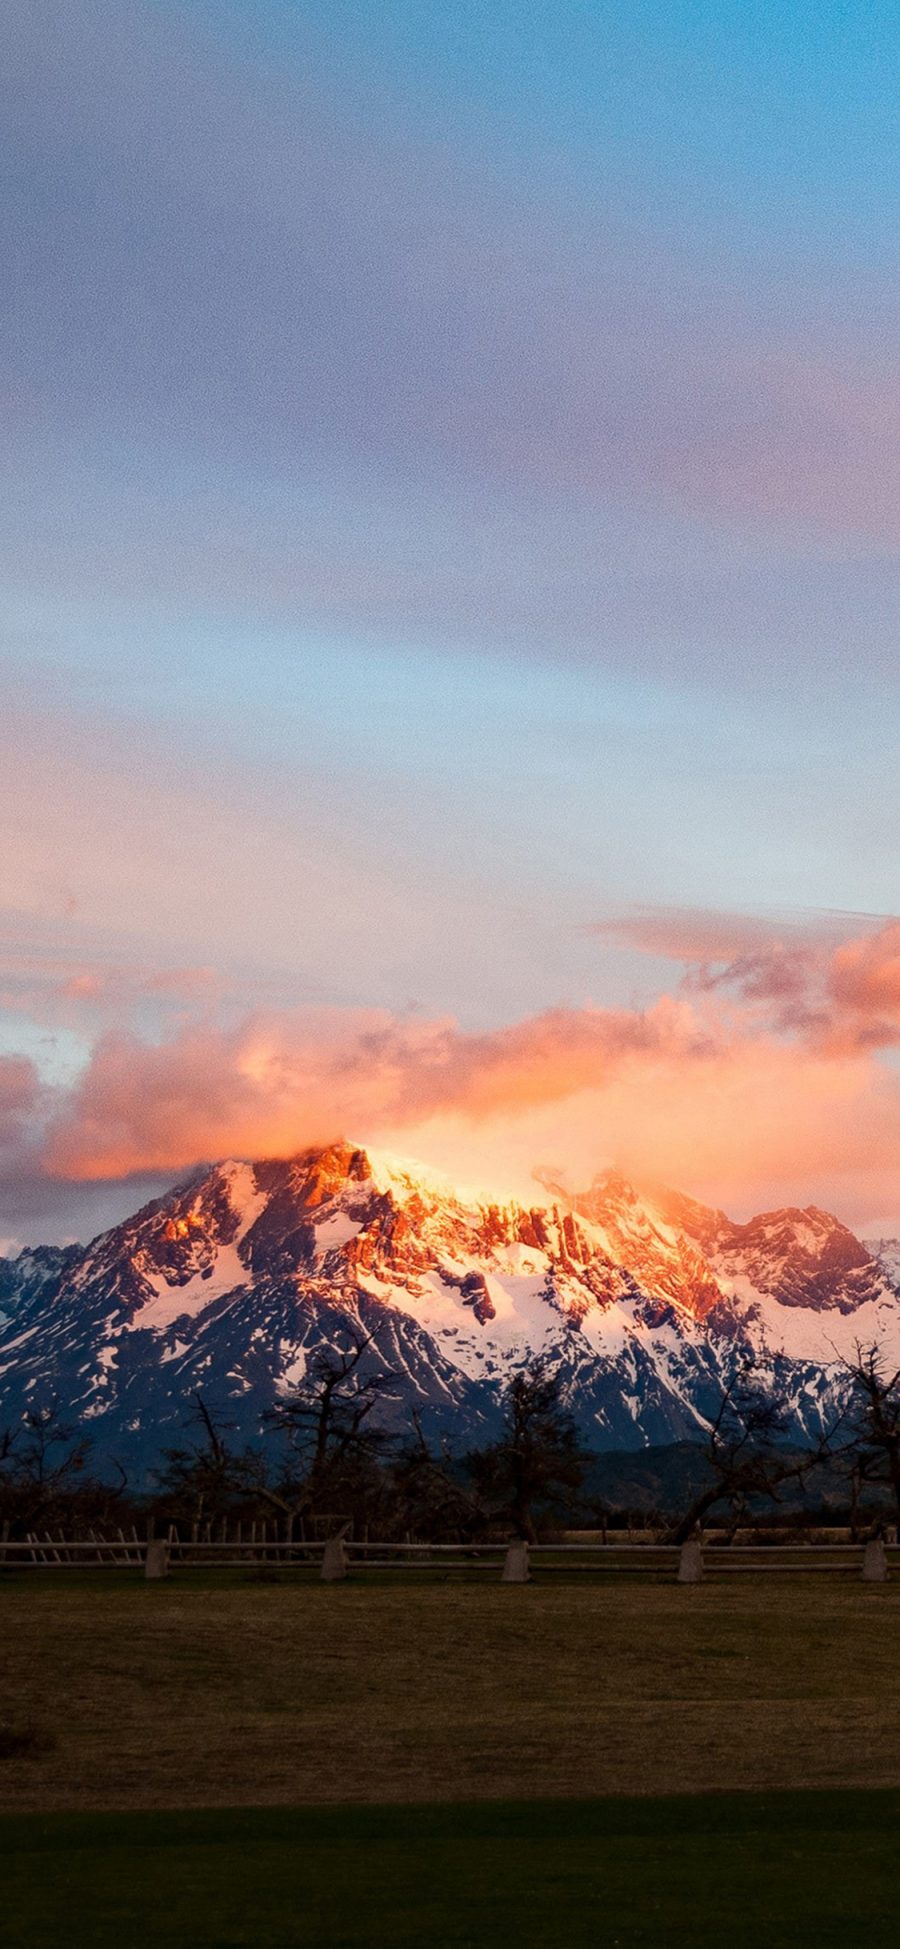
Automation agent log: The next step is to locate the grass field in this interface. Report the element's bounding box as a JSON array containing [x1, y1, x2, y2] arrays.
[[2, 1789, 900, 1946], [3, 1574, 900, 1944], [3, 1571, 900, 1811]]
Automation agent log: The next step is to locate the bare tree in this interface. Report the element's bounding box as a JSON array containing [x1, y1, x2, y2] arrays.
[[465, 1357, 590, 1542], [673, 1367, 839, 1543], [837, 1341, 900, 1527], [0, 1402, 95, 1535], [153, 1391, 255, 1526], [390, 1411, 485, 1541], [262, 1325, 397, 1533]]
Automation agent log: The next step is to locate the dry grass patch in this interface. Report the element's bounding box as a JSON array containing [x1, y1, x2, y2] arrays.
[[0, 1721, 55, 1763], [2, 1574, 899, 1811]]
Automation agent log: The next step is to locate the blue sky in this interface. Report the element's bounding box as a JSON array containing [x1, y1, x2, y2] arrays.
[[4, 2, 900, 1240], [199, 1, 900, 242]]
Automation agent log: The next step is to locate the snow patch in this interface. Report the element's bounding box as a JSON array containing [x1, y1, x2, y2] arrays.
[[315, 1211, 363, 1253], [275, 1348, 308, 1393], [136, 1245, 250, 1329]]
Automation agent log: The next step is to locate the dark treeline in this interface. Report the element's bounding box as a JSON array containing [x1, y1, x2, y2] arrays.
[[2, 1332, 899, 1544]]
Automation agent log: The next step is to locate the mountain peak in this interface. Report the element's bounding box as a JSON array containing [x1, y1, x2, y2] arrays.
[[279, 1141, 372, 1206], [4, 1144, 900, 1482]]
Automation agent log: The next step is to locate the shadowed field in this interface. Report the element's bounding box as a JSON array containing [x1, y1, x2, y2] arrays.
[[3, 1574, 900, 1812], [2, 1790, 899, 1947]]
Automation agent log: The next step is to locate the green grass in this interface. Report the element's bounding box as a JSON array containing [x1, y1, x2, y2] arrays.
[[4, 1581, 899, 1943], [2, 1790, 898, 1946]]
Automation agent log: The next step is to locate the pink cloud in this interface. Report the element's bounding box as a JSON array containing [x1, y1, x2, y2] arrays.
[[594, 907, 797, 961], [600, 908, 900, 1053], [58, 965, 217, 1004], [827, 922, 900, 1036]]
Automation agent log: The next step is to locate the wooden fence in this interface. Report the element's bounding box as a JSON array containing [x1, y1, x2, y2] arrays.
[[0, 1531, 897, 1582]]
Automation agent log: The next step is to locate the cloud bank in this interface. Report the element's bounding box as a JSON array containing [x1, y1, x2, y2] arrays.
[[4, 911, 900, 1244]]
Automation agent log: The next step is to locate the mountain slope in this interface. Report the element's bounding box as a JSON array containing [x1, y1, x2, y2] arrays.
[[0, 1144, 897, 1476]]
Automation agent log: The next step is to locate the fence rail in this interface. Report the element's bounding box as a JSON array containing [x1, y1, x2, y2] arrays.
[[1, 1532, 897, 1582]]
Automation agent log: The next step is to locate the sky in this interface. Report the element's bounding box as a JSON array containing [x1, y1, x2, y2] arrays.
[[4, 0, 900, 1244]]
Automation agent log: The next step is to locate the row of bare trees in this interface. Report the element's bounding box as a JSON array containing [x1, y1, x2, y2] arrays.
[[0, 1409, 127, 1537], [2, 1333, 899, 1544], [671, 1341, 900, 1543], [0, 1340, 595, 1542]]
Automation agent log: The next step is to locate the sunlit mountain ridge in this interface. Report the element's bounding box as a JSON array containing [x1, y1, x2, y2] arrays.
[[1, 1142, 898, 1477]]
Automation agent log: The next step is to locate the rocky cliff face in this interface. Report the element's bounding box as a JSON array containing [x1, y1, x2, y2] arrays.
[[1, 1143, 897, 1476]]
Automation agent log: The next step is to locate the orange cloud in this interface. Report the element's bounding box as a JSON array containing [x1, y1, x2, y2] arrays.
[[400, 1038, 900, 1231], [24, 987, 900, 1235], [42, 998, 711, 1181], [2, 909, 899, 1237]]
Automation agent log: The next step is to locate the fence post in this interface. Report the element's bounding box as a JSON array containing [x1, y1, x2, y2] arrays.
[[321, 1535, 348, 1582], [862, 1537, 889, 1582], [145, 1540, 170, 1580], [677, 1535, 704, 1584], [501, 1540, 530, 1583]]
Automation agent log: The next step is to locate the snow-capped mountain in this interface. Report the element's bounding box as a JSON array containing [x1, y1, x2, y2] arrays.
[[865, 1237, 900, 1289], [0, 1142, 897, 1476]]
